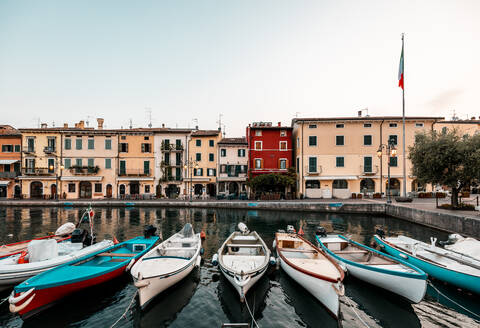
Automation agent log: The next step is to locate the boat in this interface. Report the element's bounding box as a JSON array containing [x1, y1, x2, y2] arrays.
[[440, 234, 480, 260], [0, 222, 75, 259], [213, 223, 271, 302], [8, 225, 159, 319], [274, 229, 344, 319], [374, 233, 480, 295], [315, 229, 427, 303], [131, 223, 202, 309]]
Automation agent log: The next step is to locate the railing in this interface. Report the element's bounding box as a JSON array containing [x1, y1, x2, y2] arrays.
[[22, 147, 35, 153], [0, 172, 20, 178], [69, 166, 99, 175], [161, 161, 183, 167], [43, 146, 56, 153], [118, 169, 151, 177], [161, 143, 184, 151], [22, 167, 55, 175], [161, 176, 183, 182], [305, 165, 322, 175], [360, 165, 378, 175]]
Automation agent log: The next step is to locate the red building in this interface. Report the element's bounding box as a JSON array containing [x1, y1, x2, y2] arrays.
[[246, 122, 293, 179]]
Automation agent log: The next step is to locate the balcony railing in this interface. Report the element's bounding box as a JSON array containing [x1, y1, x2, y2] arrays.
[[22, 147, 35, 154], [161, 161, 183, 167], [0, 172, 20, 178], [69, 166, 99, 175], [118, 169, 151, 177], [161, 143, 184, 151], [305, 165, 322, 175], [44, 146, 56, 153], [22, 167, 55, 175], [360, 165, 378, 175], [161, 176, 183, 182]]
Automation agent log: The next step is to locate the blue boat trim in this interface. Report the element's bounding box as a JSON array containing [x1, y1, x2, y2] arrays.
[[316, 235, 427, 280]]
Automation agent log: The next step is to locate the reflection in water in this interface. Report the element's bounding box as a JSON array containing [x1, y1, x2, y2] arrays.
[[0, 206, 477, 327]]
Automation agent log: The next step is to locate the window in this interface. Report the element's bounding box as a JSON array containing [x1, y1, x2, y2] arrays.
[[364, 123, 372, 128], [389, 135, 398, 145], [333, 179, 348, 189], [119, 143, 128, 152], [94, 183, 102, 193], [254, 159, 262, 169], [336, 135, 344, 146], [279, 159, 287, 169], [144, 161, 150, 174], [308, 124, 317, 129], [389, 157, 398, 167], [297, 137, 300, 148], [68, 183, 75, 193], [141, 143, 151, 153], [76, 138, 82, 150], [238, 149, 245, 157], [280, 141, 287, 150], [194, 168, 203, 176], [175, 153, 181, 165], [309, 136, 317, 146], [48, 158, 55, 172], [254, 141, 262, 150], [76, 159, 82, 167], [209, 153, 214, 162], [121, 136, 126, 140], [1, 145, 13, 152], [87, 158, 94, 167], [336, 157, 344, 167], [364, 135, 372, 146], [220, 164, 227, 173], [144, 136, 149, 140], [308, 157, 317, 173], [64, 138, 71, 150], [442, 127, 447, 134], [88, 138, 94, 149], [64, 159, 71, 169], [164, 153, 170, 165], [14, 145, 20, 152], [105, 139, 112, 150], [336, 123, 344, 128], [415, 123, 424, 128], [119, 160, 126, 174], [145, 185, 150, 193], [255, 130, 262, 136], [176, 139, 182, 148], [196, 140, 201, 147], [105, 158, 111, 169], [296, 157, 299, 173], [26, 138, 35, 152], [207, 168, 216, 176], [389, 123, 398, 128], [196, 153, 201, 161], [280, 130, 286, 136], [306, 180, 320, 189], [364, 156, 373, 173], [221, 149, 226, 157], [209, 140, 214, 147]]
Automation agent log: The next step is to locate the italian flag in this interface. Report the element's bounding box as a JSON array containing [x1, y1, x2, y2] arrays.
[[398, 44, 404, 90]]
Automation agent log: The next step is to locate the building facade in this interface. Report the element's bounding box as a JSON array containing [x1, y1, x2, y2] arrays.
[[0, 125, 22, 198], [292, 116, 442, 199], [217, 138, 248, 198]]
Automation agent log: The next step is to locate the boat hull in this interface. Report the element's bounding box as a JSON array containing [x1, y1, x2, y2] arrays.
[[219, 262, 268, 302], [279, 257, 340, 318], [375, 236, 480, 295]]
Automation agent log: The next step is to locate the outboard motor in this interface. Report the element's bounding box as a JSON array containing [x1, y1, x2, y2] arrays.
[[286, 225, 296, 234], [315, 226, 327, 237], [144, 225, 157, 238], [238, 222, 249, 234], [439, 233, 464, 246], [71, 228, 95, 246], [376, 227, 386, 239]]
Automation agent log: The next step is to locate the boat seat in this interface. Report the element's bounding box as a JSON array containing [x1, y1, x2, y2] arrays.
[[279, 248, 316, 253], [335, 250, 368, 254], [97, 252, 136, 257], [227, 244, 263, 248]]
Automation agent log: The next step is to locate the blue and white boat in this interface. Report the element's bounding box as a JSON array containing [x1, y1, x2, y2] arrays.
[[316, 232, 427, 303], [374, 234, 480, 295]]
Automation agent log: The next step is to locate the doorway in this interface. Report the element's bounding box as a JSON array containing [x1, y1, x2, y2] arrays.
[[50, 184, 57, 199], [106, 184, 112, 198], [79, 181, 92, 199], [130, 182, 140, 195], [30, 181, 43, 198]]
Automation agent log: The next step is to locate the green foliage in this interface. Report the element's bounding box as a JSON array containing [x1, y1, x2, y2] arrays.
[[247, 168, 296, 192], [409, 129, 480, 207]]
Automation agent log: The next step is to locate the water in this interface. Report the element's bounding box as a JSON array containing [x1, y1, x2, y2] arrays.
[[0, 206, 478, 328]]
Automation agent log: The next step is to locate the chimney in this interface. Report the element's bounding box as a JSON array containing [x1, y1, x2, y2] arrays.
[[97, 118, 104, 129], [195, 125, 199, 130], [278, 122, 281, 127], [471, 117, 476, 120], [41, 123, 47, 128], [63, 123, 68, 128], [358, 111, 362, 117], [78, 120, 85, 129], [162, 123, 165, 128]]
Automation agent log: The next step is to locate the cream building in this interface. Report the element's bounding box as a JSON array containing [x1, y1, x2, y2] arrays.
[[216, 138, 248, 198], [292, 116, 443, 199]]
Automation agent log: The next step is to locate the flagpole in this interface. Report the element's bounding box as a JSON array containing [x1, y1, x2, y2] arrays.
[[401, 33, 407, 197]]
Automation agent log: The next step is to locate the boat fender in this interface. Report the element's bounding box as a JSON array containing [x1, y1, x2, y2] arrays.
[[269, 256, 276, 266], [212, 254, 218, 266], [125, 259, 135, 272], [339, 262, 348, 273], [9, 294, 35, 314], [17, 251, 28, 264], [8, 288, 35, 305], [134, 280, 150, 288], [238, 223, 249, 234], [399, 253, 408, 260], [200, 248, 205, 255], [195, 255, 201, 267], [200, 230, 206, 240], [298, 227, 304, 236]]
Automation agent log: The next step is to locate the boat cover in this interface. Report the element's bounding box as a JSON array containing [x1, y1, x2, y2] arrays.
[[28, 240, 58, 263], [445, 237, 480, 259]]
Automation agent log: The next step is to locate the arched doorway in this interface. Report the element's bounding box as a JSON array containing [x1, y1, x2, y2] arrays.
[[50, 184, 57, 199], [360, 179, 375, 194], [14, 185, 21, 198], [130, 182, 140, 195], [194, 184, 203, 196], [411, 179, 425, 192], [166, 184, 180, 198], [228, 182, 239, 195], [106, 184, 112, 198], [386, 178, 401, 196], [30, 181, 43, 199], [119, 184, 126, 198], [332, 179, 349, 199], [207, 183, 216, 197], [79, 181, 92, 199], [0, 184, 6, 198]]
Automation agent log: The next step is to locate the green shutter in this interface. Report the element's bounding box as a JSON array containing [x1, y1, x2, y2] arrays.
[[144, 161, 150, 174]]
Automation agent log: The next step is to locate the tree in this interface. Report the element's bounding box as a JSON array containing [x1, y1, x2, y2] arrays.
[[409, 129, 480, 207], [247, 168, 296, 197]]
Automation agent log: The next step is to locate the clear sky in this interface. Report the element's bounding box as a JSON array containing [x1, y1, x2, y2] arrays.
[[1, 1, 479, 136]]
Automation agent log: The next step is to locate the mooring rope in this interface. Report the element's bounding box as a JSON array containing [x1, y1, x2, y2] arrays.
[[427, 280, 480, 320], [244, 297, 259, 328], [110, 290, 138, 328], [344, 296, 370, 328], [0, 296, 9, 305]]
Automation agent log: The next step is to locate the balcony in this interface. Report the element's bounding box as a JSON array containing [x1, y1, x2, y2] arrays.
[[161, 142, 184, 152], [161, 176, 183, 182], [360, 165, 378, 175], [305, 165, 322, 175], [0, 172, 20, 178], [44, 146, 56, 154], [118, 169, 151, 177], [22, 168, 55, 176], [69, 166, 99, 175], [22, 147, 35, 154]]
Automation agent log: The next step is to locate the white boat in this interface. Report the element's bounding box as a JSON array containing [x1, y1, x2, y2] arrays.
[[441, 234, 480, 260], [316, 233, 427, 303], [131, 223, 202, 309], [214, 223, 271, 302], [275, 231, 344, 319]]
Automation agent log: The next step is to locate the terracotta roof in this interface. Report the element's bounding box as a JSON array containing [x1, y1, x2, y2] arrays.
[[218, 137, 247, 145], [292, 116, 444, 123], [437, 120, 480, 124], [0, 125, 21, 136], [191, 130, 221, 137], [18, 127, 193, 135]]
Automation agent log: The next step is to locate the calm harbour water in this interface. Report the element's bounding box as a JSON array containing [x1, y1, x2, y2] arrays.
[[0, 206, 478, 328]]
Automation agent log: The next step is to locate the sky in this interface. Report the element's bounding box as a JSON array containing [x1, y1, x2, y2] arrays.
[[1, 1, 479, 137]]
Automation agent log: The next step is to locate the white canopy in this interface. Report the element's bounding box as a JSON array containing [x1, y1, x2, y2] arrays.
[[0, 160, 19, 165]]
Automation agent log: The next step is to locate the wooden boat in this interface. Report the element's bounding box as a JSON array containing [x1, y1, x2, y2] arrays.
[[0, 222, 75, 259], [316, 233, 427, 303], [213, 223, 271, 302], [274, 231, 344, 319], [131, 223, 202, 309], [9, 228, 159, 319], [374, 234, 480, 295]]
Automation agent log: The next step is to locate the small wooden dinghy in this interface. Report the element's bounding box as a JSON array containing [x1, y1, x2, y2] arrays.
[[131, 223, 202, 308], [374, 234, 480, 295], [316, 232, 427, 303], [213, 223, 271, 302], [275, 231, 344, 319], [9, 227, 159, 319]]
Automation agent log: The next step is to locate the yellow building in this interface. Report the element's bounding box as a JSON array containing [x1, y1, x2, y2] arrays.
[[434, 119, 480, 136], [292, 116, 443, 199], [186, 130, 222, 198]]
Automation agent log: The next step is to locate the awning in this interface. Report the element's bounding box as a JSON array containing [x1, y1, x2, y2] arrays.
[[0, 160, 19, 165], [18, 176, 56, 180], [0, 181, 10, 186], [305, 176, 358, 181], [217, 177, 247, 182], [60, 176, 103, 181]]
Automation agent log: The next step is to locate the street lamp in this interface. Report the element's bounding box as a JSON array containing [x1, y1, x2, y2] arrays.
[[183, 159, 199, 201], [377, 138, 397, 204], [49, 160, 64, 199]]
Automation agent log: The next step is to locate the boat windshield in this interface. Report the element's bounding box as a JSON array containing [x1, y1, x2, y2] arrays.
[[179, 223, 194, 238]]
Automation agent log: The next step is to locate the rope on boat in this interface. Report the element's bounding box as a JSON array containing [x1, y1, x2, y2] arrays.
[[0, 296, 9, 305], [344, 296, 370, 328], [244, 297, 259, 328], [427, 280, 480, 320], [110, 290, 138, 328]]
